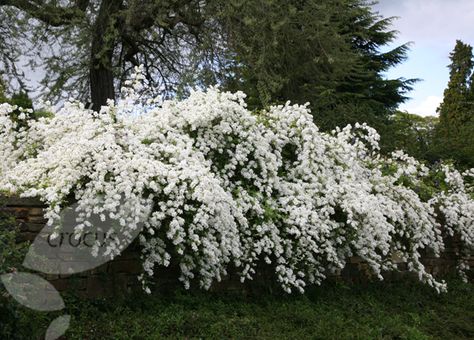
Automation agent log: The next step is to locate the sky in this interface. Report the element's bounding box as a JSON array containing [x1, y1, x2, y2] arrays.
[[372, 0, 474, 117]]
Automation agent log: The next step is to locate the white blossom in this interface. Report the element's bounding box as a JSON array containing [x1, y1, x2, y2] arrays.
[[1, 74, 473, 293]]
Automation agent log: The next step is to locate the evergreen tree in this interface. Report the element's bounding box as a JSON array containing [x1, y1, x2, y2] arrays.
[[215, 0, 415, 137], [434, 40, 474, 168], [437, 40, 474, 135], [214, 0, 357, 108], [0, 0, 413, 127]]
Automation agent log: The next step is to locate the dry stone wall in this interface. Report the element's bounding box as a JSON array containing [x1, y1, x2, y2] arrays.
[[2, 197, 472, 297]]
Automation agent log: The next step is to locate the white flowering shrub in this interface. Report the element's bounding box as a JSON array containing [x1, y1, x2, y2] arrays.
[[1, 73, 473, 293]]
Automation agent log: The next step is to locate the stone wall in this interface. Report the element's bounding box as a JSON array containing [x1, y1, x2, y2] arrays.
[[1, 197, 472, 297], [2, 197, 144, 297]]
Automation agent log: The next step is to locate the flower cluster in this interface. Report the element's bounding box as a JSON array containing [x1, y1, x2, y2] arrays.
[[1, 78, 473, 293]]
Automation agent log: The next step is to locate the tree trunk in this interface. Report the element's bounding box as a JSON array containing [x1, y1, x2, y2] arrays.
[[90, 54, 115, 112], [89, 0, 123, 111]]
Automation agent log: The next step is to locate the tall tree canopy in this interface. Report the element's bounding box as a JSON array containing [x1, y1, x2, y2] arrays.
[[0, 0, 413, 129], [0, 0, 213, 111], [437, 40, 474, 134], [384, 111, 438, 161], [0, 5, 28, 89], [215, 0, 416, 134], [434, 40, 474, 167]]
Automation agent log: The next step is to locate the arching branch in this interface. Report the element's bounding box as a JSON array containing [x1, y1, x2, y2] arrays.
[[0, 0, 89, 26]]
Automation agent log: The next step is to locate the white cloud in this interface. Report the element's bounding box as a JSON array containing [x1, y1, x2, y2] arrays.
[[373, 1, 473, 117], [402, 95, 442, 117], [374, 0, 474, 48]]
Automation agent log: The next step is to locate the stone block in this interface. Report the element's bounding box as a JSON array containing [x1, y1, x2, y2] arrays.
[[17, 232, 37, 242], [27, 215, 47, 224], [109, 260, 142, 274], [28, 207, 45, 216], [349, 256, 364, 264], [22, 222, 45, 232], [12, 208, 30, 219], [49, 278, 69, 291]]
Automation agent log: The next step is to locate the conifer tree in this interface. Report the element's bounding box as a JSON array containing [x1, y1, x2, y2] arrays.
[[1, 0, 413, 121], [437, 40, 474, 135], [434, 40, 474, 167], [215, 0, 415, 134]]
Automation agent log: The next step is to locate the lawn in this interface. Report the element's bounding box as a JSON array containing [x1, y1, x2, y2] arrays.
[[4, 278, 473, 339]]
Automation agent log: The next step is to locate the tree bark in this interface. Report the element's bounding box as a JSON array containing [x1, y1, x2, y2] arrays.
[[90, 49, 115, 112], [89, 0, 123, 111]]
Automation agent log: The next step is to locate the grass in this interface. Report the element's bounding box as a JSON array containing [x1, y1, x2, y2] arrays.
[[3, 277, 473, 339]]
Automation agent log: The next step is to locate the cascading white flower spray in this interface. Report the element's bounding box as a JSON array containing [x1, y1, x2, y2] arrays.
[[1, 67, 473, 293]]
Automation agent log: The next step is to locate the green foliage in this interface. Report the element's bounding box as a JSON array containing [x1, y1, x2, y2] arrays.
[[418, 164, 454, 201], [0, 199, 30, 275], [0, 0, 213, 108], [1, 0, 414, 123], [5, 91, 34, 130], [432, 120, 474, 169], [216, 0, 416, 138], [0, 77, 7, 103], [0, 199, 30, 340], [8, 91, 32, 110], [0, 211, 25, 275], [386, 40, 474, 167], [217, 0, 355, 106], [383, 111, 438, 159], [438, 40, 474, 132], [434, 40, 474, 168], [0, 76, 53, 128], [0, 6, 29, 90], [1, 279, 473, 339]]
